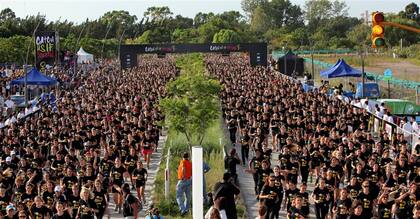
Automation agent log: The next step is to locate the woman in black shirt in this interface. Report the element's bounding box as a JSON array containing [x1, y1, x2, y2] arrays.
[[132, 161, 148, 205], [312, 179, 330, 219], [259, 176, 280, 219], [93, 179, 107, 219], [77, 187, 98, 219], [239, 129, 250, 165], [110, 157, 127, 213], [377, 192, 394, 219], [52, 201, 71, 219], [30, 196, 51, 219]]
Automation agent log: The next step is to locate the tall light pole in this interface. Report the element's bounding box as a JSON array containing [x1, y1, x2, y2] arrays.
[[54, 17, 61, 67], [283, 41, 288, 75], [361, 48, 365, 98], [24, 20, 41, 107], [74, 24, 86, 75], [101, 23, 113, 60], [118, 25, 127, 65]]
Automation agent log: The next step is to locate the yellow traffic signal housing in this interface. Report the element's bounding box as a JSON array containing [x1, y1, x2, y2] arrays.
[[371, 12, 385, 48]]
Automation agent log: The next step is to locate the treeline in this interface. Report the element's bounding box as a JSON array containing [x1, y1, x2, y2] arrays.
[[1, 0, 419, 65]]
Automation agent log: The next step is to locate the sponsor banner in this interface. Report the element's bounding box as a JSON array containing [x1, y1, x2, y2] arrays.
[[35, 31, 57, 70]]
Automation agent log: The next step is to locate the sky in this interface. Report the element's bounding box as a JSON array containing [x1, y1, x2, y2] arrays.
[[0, 0, 415, 23]]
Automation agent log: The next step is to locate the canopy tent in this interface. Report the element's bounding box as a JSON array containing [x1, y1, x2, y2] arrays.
[[277, 50, 304, 76], [77, 47, 94, 64], [320, 59, 362, 78], [10, 68, 57, 86]]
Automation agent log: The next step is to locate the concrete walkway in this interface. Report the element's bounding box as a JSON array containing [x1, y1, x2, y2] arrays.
[[106, 131, 167, 218], [221, 117, 317, 218]]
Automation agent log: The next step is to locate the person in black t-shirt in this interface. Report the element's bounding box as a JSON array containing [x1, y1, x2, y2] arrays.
[[224, 148, 241, 184], [256, 161, 273, 196], [92, 179, 107, 219], [284, 182, 299, 212], [298, 184, 310, 218], [333, 188, 352, 219], [287, 195, 306, 219], [125, 147, 138, 188], [61, 167, 78, 197], [357, 181, 375, 219], [349, 201, 364, 219], [131, 161, 148, 204], [30, 196, 51, 219], [213, 173, 240, 219], [239, 129, 250, 165], [226, 111, 238, 146], [248, 150, 264, 195], [259, 176, 280, 219], [312, 179, 330, 219], [377, 192, 394, 219], [110, 157, 127, 213], [52, 201, 71, 219], [299, 148, 311, 184], [77, 187, 98, 219], [122, 183, 138, 219]]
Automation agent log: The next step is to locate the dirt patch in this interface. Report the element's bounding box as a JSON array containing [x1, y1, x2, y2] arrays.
[[368, 60, 420, 82]]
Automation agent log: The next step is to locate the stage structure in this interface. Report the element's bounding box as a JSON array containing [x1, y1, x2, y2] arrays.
[[119, 43, 267, 69]]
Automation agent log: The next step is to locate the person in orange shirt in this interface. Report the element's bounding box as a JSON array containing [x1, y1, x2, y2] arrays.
[[176, 152, 192, 216]]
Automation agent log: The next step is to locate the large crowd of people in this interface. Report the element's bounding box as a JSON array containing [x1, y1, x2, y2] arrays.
[[206, 55, 420, 219], [1, 53, 419, 219], [0, 57, 176, 218]]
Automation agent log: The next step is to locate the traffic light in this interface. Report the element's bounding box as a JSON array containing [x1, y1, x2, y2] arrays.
[[371, 12, 385, 48]]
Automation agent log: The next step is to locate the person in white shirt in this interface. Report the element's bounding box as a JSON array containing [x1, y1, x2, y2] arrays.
[[204, 197, 227, 219], [401, 118, 413, 137], [379, 102, 386, 114], [383, 109, 389, 122], [17, 110, 25, 120], [386, 112, 394, 123], [411, 116, 419, 134], [375, 105, 383, 118]]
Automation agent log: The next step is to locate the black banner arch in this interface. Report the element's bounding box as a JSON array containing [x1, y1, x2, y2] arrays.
[[119, 43, 267, 69]]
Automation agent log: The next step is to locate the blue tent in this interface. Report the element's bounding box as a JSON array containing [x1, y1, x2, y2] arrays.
[[11, 68, 57, 86], [320, 59, 362, 78]]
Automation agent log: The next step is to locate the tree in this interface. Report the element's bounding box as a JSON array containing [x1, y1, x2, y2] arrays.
[[160, 54, 221, 147], [241, 0, 268, 18], [385, 15, 420, 46], [212, 29, 241, 43], [405, 2, 419, 19], [0, 8, 16, 21], [251, 6, 270, 33], [144, 6, 173, 24], [99, 10, 137, 39], [172, 28, 198, 43], [193, 12, 214, 27], [347, 23, 371, 48], [304, 0, 349, 29], [265, 0, 304, 30]]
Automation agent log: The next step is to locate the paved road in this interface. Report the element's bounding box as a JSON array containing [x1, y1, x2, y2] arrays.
[[106, 131, 167, 218]]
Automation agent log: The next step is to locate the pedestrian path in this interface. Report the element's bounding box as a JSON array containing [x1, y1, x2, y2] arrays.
[[221, 119, 317, 218], [107, 131, 167, 218]]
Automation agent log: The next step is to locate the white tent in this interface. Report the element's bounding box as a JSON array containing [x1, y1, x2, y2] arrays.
[[76, 47, 94, 64]]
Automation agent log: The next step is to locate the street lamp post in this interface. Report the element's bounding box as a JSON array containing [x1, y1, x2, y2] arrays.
[[101, 23, 113, 60], [283, 42, 288, 75], [24, 20, 41, 107], [361, 49, 365, 98], [118, 26, 127, 65], [74, 25, 86, 76]]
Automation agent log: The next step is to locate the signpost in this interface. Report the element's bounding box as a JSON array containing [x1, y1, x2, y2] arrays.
[[384, 68, 392, 98]]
